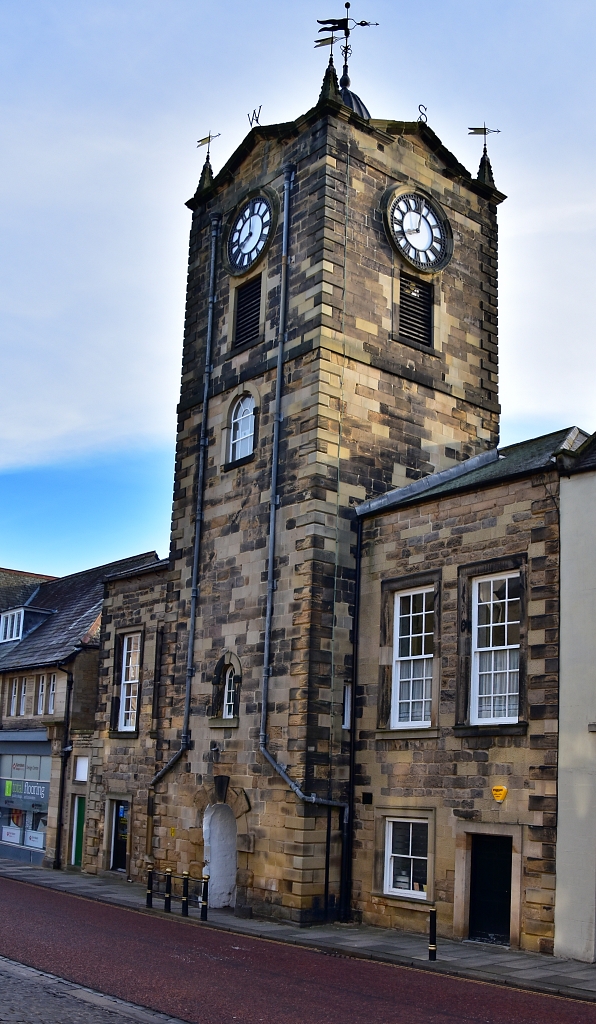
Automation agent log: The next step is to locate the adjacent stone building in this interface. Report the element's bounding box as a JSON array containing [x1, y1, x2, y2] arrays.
[[82, 57, 511, 926], [353, 426, 587, 953], [0, 554, 158, 867]]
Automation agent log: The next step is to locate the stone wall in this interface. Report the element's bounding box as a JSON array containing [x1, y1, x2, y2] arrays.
[[355, 469, 559, 952]]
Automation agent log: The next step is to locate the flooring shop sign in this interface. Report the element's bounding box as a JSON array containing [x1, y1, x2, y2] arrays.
[[3, 779, 49, 806]]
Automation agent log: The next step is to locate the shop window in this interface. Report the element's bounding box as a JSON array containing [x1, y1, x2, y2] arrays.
[[384, 817, 429, 899], [392, 588, 434, 728], [36, 675, 45, 716], [0, 753, 49, 852], [118, 634, 141, 731], [229, 395, 256, 463], [48, 674, 56, 715], [471, 573, 520, 725]]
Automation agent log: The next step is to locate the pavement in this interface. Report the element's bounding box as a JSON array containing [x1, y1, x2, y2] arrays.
[[0, 954, 188, 1024], [0, 858, 596, 1007]]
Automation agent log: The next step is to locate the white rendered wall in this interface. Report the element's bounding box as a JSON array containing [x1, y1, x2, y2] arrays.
[[203, 804, 237, 909], [555, 471, 596, 961]]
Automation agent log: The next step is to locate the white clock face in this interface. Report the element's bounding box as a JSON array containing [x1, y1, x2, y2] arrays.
[[228, 197, 272, 271], [389, 193, 450, 271]]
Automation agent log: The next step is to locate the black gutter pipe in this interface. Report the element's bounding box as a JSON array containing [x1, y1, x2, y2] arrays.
[[53, 664, 74, 870]]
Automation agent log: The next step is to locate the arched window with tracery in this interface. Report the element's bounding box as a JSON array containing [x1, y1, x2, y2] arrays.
[[211, 655, 241, 723], [223, 666, 237, 719], [230, 395, 255, 463]]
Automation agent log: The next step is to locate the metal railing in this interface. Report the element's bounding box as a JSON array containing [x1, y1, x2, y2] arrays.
[[146, 868, 209, 920]]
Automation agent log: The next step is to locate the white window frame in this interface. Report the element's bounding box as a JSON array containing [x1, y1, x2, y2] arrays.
[[19, 679, 27, 716], [470, 572, 521, 726], [391, 587, 434, 729], [0, 609, 23, 643], [48, 674, 56, 715], [222, 666, 237, 719], [37, 675, 46, 716], [342, 683, 352, 730], [229, 395, 255, 463], [118, 634, 141, 732], [384, 816, 429, 900], [9, 679, 17, 717]]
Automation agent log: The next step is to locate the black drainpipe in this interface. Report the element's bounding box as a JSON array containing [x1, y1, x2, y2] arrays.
[[148, 211, 220, 821], [53, 663, 74, 870]]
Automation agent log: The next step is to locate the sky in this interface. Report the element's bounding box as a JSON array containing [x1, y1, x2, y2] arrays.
[[0, 0, 595, 576]]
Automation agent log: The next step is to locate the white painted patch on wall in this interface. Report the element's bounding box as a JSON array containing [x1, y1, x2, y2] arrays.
[[203, 803, 237, 909]]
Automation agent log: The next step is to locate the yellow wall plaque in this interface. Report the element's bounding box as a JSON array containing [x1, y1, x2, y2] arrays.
[[492, 785, 508, 803]]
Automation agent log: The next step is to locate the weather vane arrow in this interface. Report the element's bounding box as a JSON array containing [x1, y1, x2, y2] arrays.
[[197, 132, 221, 158]]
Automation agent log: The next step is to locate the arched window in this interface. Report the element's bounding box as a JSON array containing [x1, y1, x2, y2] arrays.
[[223, 666, 237, 719], [230, 395, 255, 462], [211, 655, 241, 723]]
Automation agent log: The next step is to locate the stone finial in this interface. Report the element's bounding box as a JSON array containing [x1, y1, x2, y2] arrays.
[[477, 146, 496, 188], [318, 55, 342, 105], [197, 153, 214, 193]]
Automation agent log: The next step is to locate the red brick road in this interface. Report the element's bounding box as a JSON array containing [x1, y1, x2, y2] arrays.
[[0, 876, 593, 1024]]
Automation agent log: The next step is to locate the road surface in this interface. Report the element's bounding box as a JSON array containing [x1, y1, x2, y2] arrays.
[[0, 876, 593, 1024]]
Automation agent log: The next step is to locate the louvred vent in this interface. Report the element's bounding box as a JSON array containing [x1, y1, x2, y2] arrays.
[[399, 272, 433, 347], [234, 275, 261, 347]]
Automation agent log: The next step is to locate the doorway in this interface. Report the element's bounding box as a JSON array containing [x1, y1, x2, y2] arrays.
[[204, 804, 237, 908], [469, 834, 512, 944], [71, 796, 86, 867], [111, 800, 129, 871]]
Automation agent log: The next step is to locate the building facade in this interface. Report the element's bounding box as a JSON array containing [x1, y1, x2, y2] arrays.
[[83, 59, 508, 925], [353, 427, 587, 953], [0, 555, 158, 867]]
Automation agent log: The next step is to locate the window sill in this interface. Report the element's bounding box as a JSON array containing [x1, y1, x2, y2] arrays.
[[223, 453, 255, 473], [208, 717, 239, 729], [453, 722, 528, 737], [108, 730, 139, 740], [227, 333, 265, 357], [376, 727, 440, 740], [372, 889, 433, 909], [389, 333, 440, 358]]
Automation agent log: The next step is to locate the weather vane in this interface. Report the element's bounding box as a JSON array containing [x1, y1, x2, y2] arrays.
[[468, 123, 500, 156], [314, 3, 378, 85], [197, 131, 221, 159]]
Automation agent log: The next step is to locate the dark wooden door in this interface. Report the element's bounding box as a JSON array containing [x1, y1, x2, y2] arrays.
[[469, 834, 512, 944], [111, 800, 129, 871]]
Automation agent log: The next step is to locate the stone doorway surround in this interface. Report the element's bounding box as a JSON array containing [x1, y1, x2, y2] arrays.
[[453, 820, 522, 948]]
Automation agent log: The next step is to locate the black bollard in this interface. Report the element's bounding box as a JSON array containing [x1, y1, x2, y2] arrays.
[[428, 907, 437, 961], [164, 869, 172, 913], [201, 871, 209, 921], [181, 871, 189, 917], [146, 869, 153, 909]]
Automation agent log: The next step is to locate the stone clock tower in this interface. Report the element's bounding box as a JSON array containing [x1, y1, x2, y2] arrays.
[[86, 55, 505, 923]]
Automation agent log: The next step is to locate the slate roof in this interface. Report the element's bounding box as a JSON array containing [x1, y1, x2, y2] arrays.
[[355, 427, 590, 519], [0, 568, 55, 612], [565, 431, 596, 474], [0, 552, 160, 673]]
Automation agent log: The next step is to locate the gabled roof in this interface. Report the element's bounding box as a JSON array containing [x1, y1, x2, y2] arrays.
[[0, 568, 56, 612], [356, 427, 589, 518], [187, 76, 505, 210], [0, 552, 160, 673], [560, 430, 596, 474]]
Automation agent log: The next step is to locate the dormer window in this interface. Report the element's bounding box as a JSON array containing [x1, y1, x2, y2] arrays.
[[0, 609, 23, 643]]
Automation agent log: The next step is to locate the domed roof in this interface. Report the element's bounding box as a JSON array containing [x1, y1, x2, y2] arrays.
[[340, 86, 370, 120], [339, 66, 370, 120]]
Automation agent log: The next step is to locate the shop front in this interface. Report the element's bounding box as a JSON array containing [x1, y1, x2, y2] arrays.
[[0, 730, 51, 864]]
